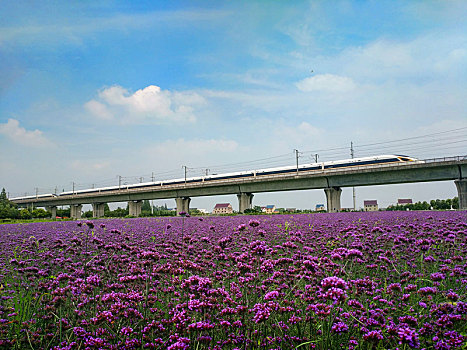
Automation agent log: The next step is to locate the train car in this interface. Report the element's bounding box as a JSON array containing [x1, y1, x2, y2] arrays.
[[9, 193, 57, 201], [322, 154, 419, 170], [204, 170, 255, 182], [126, 181, 159, 190], [59, 184, 123, 196]]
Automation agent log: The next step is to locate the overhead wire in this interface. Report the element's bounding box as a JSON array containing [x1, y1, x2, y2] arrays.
[[24, 126, 467, 196]]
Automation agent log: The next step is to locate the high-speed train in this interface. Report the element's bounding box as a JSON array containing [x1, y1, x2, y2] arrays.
[[9, 193, 58, 201], [11, 154, 420, 200]]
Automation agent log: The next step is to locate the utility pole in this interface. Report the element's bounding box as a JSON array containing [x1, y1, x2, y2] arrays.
[[294, 149, 300, 175], [118, 175, 122, 190], [35, 187, 38, 198], [139, 177, 143, 183], [351, 141, 356, 211], [314, 154, 319, 163], [54, 186, 58, 195], [72, 182, 75, 195], [151, 172, 155, 182], [205, 169, 210, 176], [182, 166, 187, 184]]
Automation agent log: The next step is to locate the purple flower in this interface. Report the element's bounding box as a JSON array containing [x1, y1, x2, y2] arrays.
[[187, 321, 215, 330], [447, 291, 459, 301], [363, 330, 383, 343], [248, 219, 260, 227], [323, 287, 348, 302], [418, 286, 438, 296], [251, 303, 272, 323], [264, 290, 279, 300], [321, 276, 349, 291], [167, 338, 190, 350], [398, 327, 420, 348], [430, 272, 445, 281], [387, 283, 402, 293], [120, 327, 133, 336], [332, 322, 349, 334]]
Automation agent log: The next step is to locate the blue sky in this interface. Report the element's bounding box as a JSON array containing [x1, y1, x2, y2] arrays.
[[1, 0, 466, 211]]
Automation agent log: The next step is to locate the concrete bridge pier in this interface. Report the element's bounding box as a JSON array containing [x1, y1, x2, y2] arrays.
[[455, 179, 467, 210], [237, 193, 254, 213], [324, 187, 342, 213], [46, 206, 57, 218], [128, 201, 142, 217], [92, 203, 106, 218], [175, 197, 191, 216], [70, 204, 82, 219]]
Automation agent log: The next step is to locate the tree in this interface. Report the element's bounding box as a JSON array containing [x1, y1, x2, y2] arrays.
[[57, 207, 71, 218], [142, 200, 151, 212], [19, 209, 32, 220], [388, 197, 457, 211], [32, 208, 49, 218], [189, 208, 202, 216], [0, 188, 19, 219], [108, 207, 128, 217], [141, 200, 153, 217], [0, 188, 7, 202], [104, 204, 111, 216], [244, 206, 263, 214]]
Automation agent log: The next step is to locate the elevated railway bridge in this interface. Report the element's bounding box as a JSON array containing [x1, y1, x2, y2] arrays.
[[10, 155, 467, 218]]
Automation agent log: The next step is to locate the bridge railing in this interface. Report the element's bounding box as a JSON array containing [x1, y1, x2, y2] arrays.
[[423, 155, 467, 163], [129, 154, 467, 190], [12, 155, 467, 200]]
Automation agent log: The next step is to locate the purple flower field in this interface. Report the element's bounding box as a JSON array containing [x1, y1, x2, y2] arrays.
[[0, 211, 466, 349]]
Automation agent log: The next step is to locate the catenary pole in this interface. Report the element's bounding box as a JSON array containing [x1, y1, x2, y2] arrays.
[[351, 141, 356, 210]]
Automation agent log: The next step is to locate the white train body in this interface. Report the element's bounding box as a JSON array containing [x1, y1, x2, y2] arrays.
[[12, 154, 420, 200]]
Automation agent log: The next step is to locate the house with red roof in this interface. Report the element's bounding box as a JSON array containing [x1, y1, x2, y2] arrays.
[[364, 200, 378, 211], [397, 198, 413, 205], [212, 203, 233, 215]]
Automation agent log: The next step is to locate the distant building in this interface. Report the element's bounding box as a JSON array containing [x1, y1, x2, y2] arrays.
[[341, 207, 354, 212], [285, 208, 296, 212], [364, 200, 378, 211], [397, 198, 413, 205], [315, 204, 325, 212], [263, 205, 276, 214], [212, 203, 233, 215]]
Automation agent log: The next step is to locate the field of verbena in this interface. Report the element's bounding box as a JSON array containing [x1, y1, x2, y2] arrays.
[[0, 212, 466, 350]]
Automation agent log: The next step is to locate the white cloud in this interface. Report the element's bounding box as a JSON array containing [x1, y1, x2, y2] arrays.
[[332, 34, 467, 84], [0, 119, 53, 147], [151, 138, 238, 155], [0, 9, 230, 47], [271, 121, 324, 151], [295, 74, 356, 92], [84, 100, 113, 120], [137, 138, 239, 176], [70, 160, 111, 171], [85, 85, 206, 124]]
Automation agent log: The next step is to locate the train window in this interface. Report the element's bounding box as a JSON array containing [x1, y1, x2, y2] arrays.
[[399, 157, 411, 161]]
